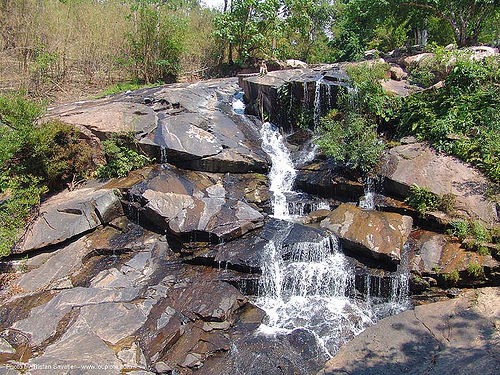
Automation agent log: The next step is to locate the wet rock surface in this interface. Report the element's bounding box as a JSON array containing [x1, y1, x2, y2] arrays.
[[318, 287, 500, 375], [295, 159, 364, 201], [45, 79, 269, 174], [127, 165, 265, 243], [0, 219, 278, 374], [321, 204, 413, 265]]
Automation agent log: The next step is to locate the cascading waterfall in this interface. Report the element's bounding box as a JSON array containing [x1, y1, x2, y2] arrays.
[[359, 175, 376, 210], [235, 90, 410, 357], [313, 78, 322, 128], [259, 122, 296, 219]]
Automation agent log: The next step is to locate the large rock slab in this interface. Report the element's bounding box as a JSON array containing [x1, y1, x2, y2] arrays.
[[16, 187, 123, 254], [0, 221, 277, 374], [209, 219, 330, 273], [45, 78, 269, 174], [128, 166, 265, 243], [379, 142, 499, 226], [321, 204, 413, 265], [318, 287, 500, 375], [295, 159, 364, 201], [408, 230, 500, 286]]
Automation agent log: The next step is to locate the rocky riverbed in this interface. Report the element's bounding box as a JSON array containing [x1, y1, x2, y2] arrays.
[[0, 51, 499, 374]]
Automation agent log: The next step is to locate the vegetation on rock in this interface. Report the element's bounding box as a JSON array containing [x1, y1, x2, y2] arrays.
[[0, 93, 150, 257], [96, 135, 151, 179]]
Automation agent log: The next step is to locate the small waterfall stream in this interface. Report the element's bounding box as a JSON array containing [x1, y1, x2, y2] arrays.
[[234, 91, 410, 357]]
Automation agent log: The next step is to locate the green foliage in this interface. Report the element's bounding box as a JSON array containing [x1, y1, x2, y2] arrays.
[[442, 269, 460, 283], [466, 262, 484, 278], [448, 220, 470, 240], [95, 80, 164, 98], [96, 135, 151, 179], [0, 93, 94, 257], [317, 112, 385, 172], [213, 0, 335, 64], [408, 66, 437, 88], [439, 193, 456, 215], [405, 184, 441, 214], [127, 1, 186, 83], [316, 62, 399, 173], [0, 175, 47, 257], [398, 56, 500, 183], [345, 62, 401, 121], [470, 221, 492, 242]]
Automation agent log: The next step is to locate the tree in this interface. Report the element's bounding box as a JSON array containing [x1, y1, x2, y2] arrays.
[[400, 0, 500, 46]]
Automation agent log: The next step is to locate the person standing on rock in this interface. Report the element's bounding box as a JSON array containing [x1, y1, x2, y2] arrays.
[[259, 60, 268, 76]]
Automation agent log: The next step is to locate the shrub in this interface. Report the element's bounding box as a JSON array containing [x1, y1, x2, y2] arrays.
[[96, 134, 151, 179], [316, 112, 385, 173], [470, 221, 491, 243], [442, 269, 460, 284], [398, 56, 500, 183], [447, 220, 470, 240], [466, 262, 484, 278], [405, 184, 441, 214], [0, 92, 94, 257]]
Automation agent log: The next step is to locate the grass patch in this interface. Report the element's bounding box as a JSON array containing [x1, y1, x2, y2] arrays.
[[94, 80, 164, 98]]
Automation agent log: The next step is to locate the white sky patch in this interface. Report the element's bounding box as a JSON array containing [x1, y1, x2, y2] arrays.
[[200, 0, 225, 9]]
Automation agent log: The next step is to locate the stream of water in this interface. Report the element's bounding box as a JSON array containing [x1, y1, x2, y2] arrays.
[[234, 92, 410, 357]]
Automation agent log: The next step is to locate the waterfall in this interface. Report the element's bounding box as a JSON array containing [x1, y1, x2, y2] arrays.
[[259, 122, 296, 219], [313, 78, 322, 128], [359, 175, 376, 210], [257, 235, 376, 356], [239, 89, 410, 357]]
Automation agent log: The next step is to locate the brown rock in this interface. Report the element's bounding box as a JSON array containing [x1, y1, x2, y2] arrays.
[[318, 287, 500, 375], [17, 187, 123, 254], [320, 204, 413, 264], [379, 142, 499, 226]]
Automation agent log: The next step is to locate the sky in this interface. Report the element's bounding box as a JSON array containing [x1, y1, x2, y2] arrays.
[[200, 0, 225, 9]]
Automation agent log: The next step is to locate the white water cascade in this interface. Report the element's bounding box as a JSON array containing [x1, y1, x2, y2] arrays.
[[234, 91, 410, 356], [259, 122, 297, 219]]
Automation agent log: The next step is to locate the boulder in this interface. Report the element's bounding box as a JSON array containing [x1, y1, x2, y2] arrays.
[[320, 204, 413, 264], [379, 142, 499, 226], [467, 46, 499, 60], [318, 287, 500, 375], [295, 160, 364, 201], [286, 59, 308, 68], [128, 166, 265, 242], [380, 79, 421, 97], [408, 230, 500, 285], [16, 187, 123, 254], [401, 52, 436, 68], [44, 78, 269, 174], [389, 64, 408, 81]]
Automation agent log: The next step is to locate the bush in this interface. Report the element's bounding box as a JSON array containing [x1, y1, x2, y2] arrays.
[[316, 62, 398, 174], [447, 220, 470, 240], [442, 269, 460, 284], [398, 56, 500, 183], [96, 134, 151, 179], [405, 184, 441, 214], [317, 112, 385, 173], [0, 92, 94, 257], [466, 262, 484, 278]]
